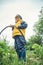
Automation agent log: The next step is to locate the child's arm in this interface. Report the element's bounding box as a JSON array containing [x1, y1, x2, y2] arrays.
[[18, 21, 28, 29]]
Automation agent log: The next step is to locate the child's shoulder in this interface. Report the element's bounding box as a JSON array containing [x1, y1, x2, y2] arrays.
[[21, 21, 26, 24]]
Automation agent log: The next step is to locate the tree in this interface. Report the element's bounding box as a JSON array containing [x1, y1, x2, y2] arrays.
[[34, 7, 43, 44], [26, 7, 43, 50], [26, 34, 42, 50]]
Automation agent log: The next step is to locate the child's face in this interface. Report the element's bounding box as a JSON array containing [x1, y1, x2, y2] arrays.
[[15, 17, 19, 23]]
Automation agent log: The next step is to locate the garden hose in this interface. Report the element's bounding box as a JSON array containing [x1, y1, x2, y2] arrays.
[[0, 26, 10, 35]]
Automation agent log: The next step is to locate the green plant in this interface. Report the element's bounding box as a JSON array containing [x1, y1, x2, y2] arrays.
[[32, 44, 43, 65]]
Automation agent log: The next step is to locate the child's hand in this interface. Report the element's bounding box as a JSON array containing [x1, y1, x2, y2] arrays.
[[9, 24, 14, 27], [14, 25, 18, 29]]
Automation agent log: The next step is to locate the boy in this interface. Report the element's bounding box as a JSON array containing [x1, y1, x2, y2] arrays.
[[10, 14, 27, 62]]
